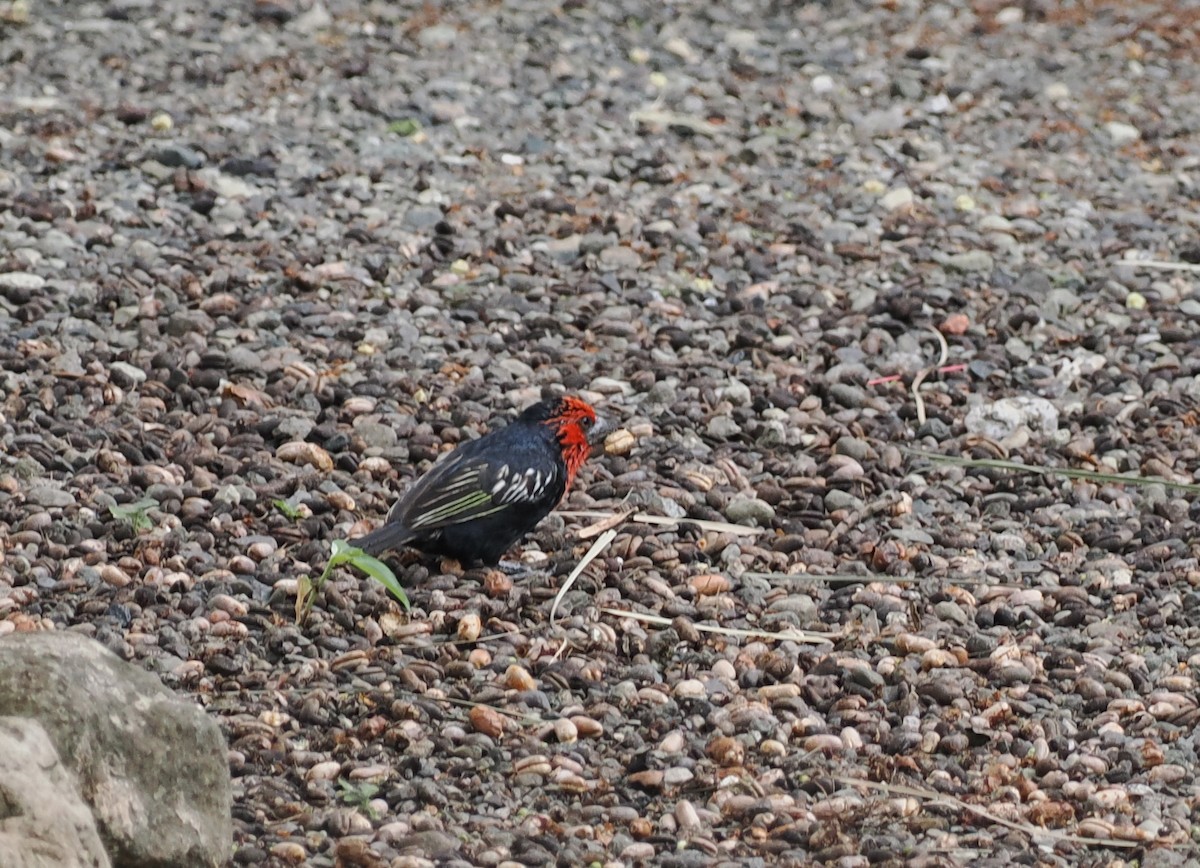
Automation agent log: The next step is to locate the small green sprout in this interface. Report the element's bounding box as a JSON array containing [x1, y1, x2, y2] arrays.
[[295, 539, 410, 623], [336, 778, 381, 819], [387, 118, 422, 137], [272, 498, 306, 521], [108, 498, 159, 533]]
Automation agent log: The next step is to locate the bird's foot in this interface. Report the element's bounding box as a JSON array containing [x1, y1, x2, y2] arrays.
[[497, 559, 535, 577]]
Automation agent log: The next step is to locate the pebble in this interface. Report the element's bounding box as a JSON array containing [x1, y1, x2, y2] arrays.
[[964, 396, 1059, 441], [880, 187, 914, 210], [722, 378, 751, 406], [945, 250, 994, 273], [725, 496, 775, 526], [109, 362, 147, 388], [598, 246, 641, 270], [824, 490, 864, 512], [0, 271, 45, 293], [27, 487, 76, 508], [673, 679, 706, 700], [306, 761, 341, 781], [706, 416, 740, 438], [148, 145, 205, 169], [1104, 121, 1140, 146]]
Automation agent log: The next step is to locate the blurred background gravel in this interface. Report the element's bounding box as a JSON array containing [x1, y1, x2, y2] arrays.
[[2, 0, 1200, 864]]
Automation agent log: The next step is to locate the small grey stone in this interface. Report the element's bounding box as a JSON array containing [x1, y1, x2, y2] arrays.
[[1045, 287, 1082, 316], [827, 383, 867, 408], [28, 487, 76, 509], [165, 311, 215, 336], [978, 214, 1014, 234], [274, 416, 315, 441], [227, 347, 263, 372], [395, 829, 460, 859], [726, 496, 775, 526], [640, 492, 687, 519], [993, 661, 1034, 685], [598, 245, 641, 270], [991, 532, 1028, 556], [578, 232, 614, 255], [945, 250, 994, 273], [139, 159, 174, 181], [723, 377, 752, 406], [499, 357, 535, 379], [965, 396, 1059, 440], [109, 361, 147, 388], [403, 206, 444, 230], [824, 489, 864, 512], [646, 381, 677, 404], [244, 309, 282, 328], [1104, 121, 1140, 146], [52, 349, 86, 376], [833, 436, 873, 461], [540, 234, 581, 262], [415, 24, 457, 50], [706, 415, 741, 439], [214, 485, 242, 506], [209, 175, 256, 199], [0, 271, 46, 293], [148, 145, 205, 169], [934, 601, 970, 626], [355, 422, 398, 450], [891, 75, 923, 99], [113, 305, 140, 327], [1005, 337, 1033, 361]]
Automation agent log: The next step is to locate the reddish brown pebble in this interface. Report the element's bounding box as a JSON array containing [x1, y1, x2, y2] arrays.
[[469, 705, 506, 738], [940, 313, 970, 335]]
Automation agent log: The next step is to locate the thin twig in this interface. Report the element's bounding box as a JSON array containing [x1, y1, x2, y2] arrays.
[[599, 607, 838, 644], [558, 510, 764, 536], [1115, 259, 1200, 273], [832, 776, 1146, 849], [549, 529, 617, 625], [576, 509, 633, 539], [907, 448, 1200, 495], [912, 326, 951, 425], [741, 571, 994, 586], [868, 364, 966, 387]]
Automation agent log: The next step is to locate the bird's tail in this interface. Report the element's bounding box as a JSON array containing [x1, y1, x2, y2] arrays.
[[348, 523, 416, 557]]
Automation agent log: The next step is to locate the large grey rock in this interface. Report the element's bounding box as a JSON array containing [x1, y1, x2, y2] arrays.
[[0, 717, 111, 868], [0, 631, 232, 868]]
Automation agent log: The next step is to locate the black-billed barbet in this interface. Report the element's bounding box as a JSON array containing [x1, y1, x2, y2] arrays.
[[351, 396, 608, 565]]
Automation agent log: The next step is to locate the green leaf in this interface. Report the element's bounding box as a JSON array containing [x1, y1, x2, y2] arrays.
[[108, 498, 159, 533], [319, 540, 410, 611], [387, 117, 422, 137], [336, 778, 381, 818], [346, 550, 410, 610], [273, 498, 304, 520], [326, 538, 355, 567]]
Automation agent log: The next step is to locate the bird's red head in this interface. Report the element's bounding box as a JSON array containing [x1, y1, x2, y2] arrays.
[[541, 396, 603, 484]]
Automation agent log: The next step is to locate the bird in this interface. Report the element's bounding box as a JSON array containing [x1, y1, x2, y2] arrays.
[[350, 395, 608, 566]]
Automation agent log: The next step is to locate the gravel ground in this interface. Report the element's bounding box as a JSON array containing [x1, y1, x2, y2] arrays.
[[3, 0, 1200, 865]]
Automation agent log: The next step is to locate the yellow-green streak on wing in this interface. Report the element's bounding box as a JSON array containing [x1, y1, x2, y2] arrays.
[[409, 488, 507, 529]]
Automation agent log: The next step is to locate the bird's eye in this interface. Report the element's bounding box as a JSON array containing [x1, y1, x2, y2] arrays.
[[579, 417, 593, 429]]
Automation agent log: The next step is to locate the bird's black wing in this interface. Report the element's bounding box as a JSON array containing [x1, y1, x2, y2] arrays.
[[389, 435, 564, 533]]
